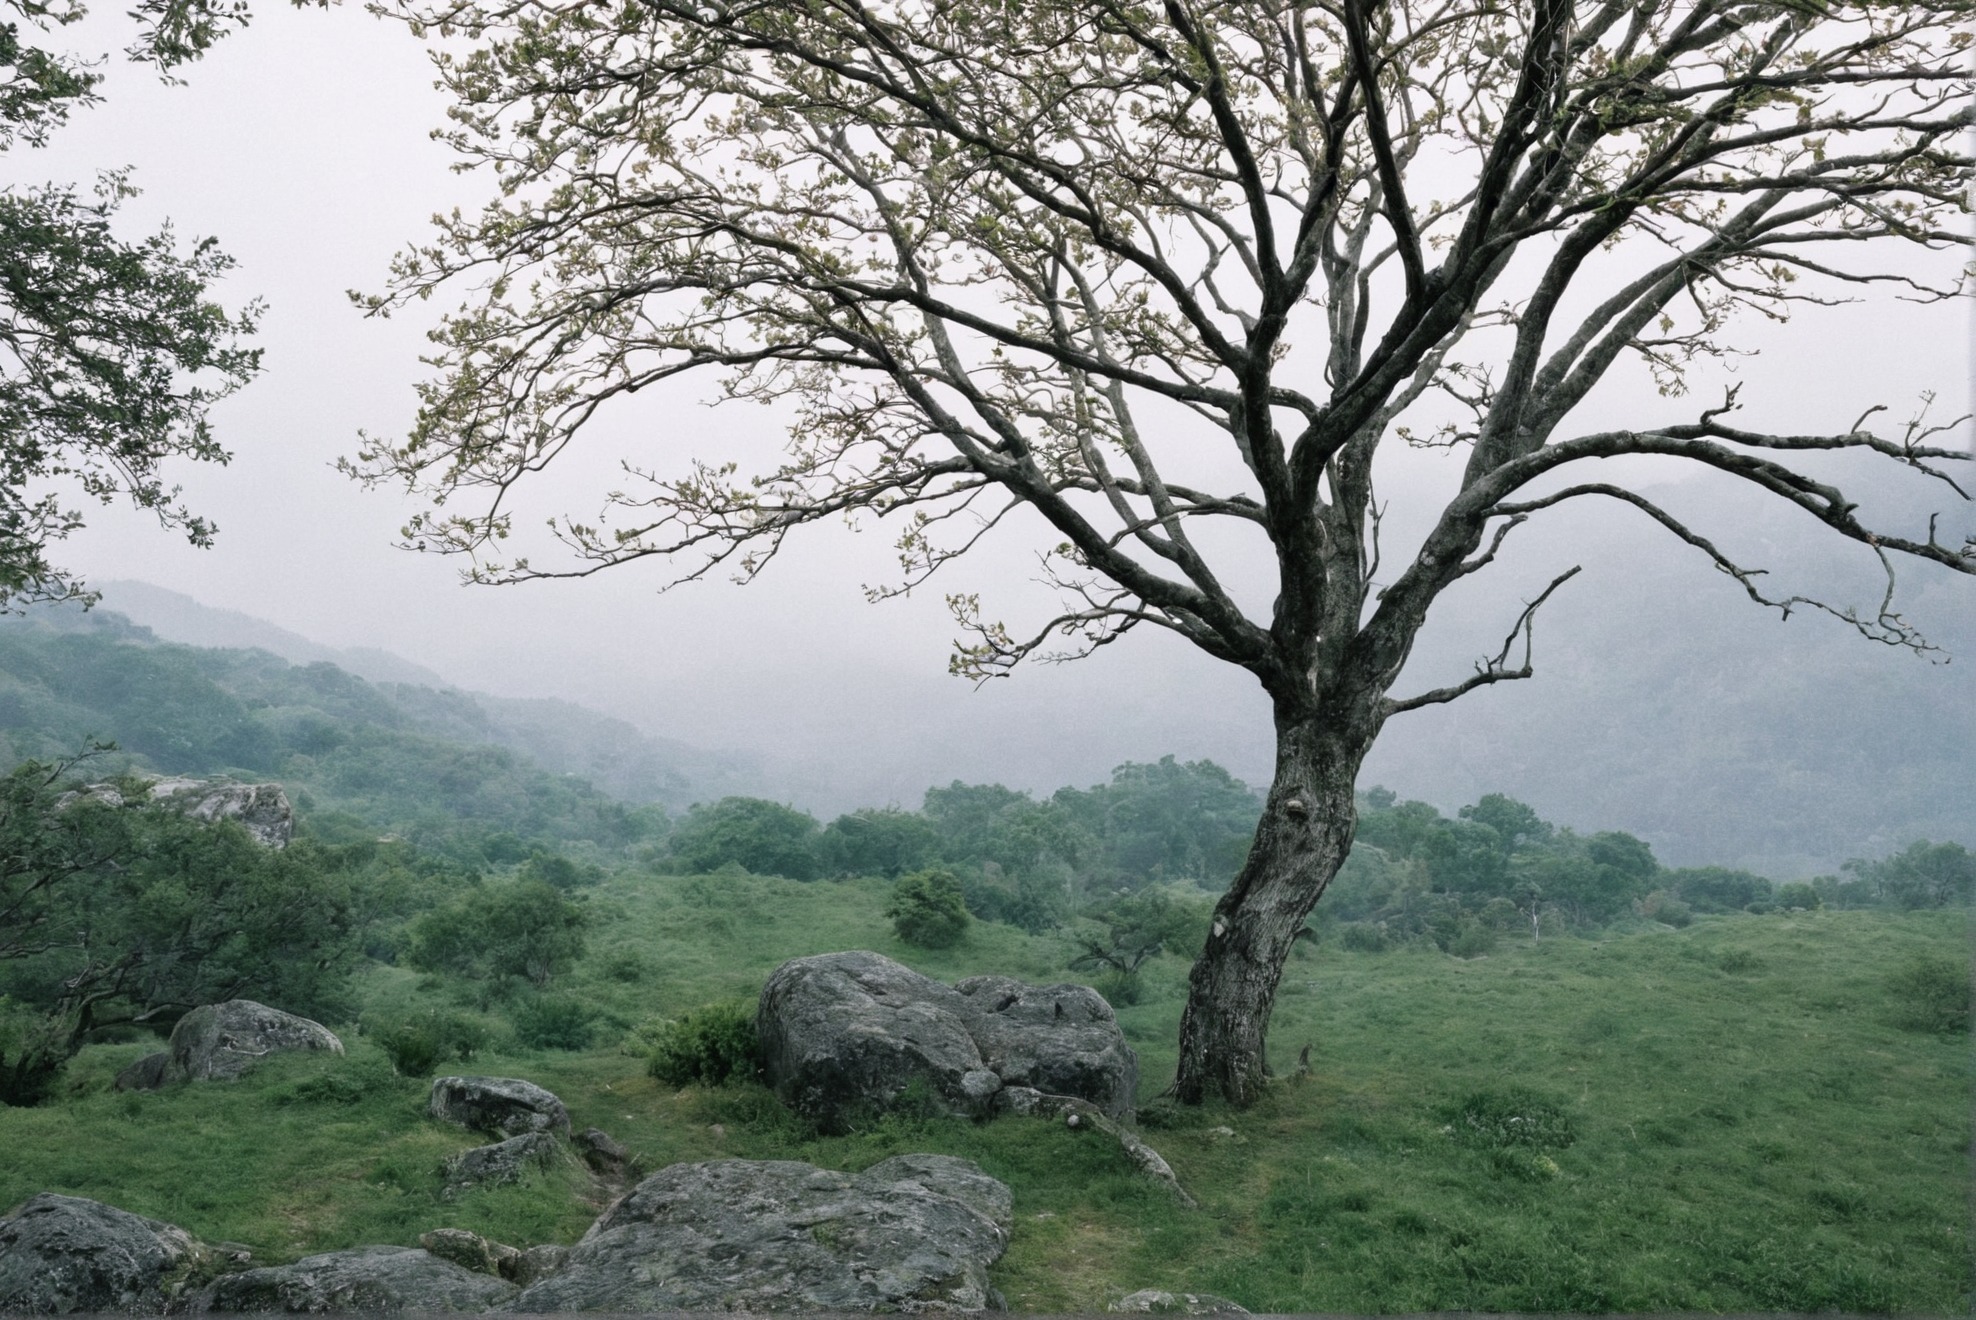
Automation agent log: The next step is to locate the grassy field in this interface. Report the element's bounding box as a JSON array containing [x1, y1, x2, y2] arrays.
[[2, 870, 1967, 1313]]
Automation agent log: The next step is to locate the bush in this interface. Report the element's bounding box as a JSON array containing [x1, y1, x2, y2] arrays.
[[885, 868, 970, 948], [373, 1010, 491, 1077], [1774, 883, 1821, 911], [1340, 922, 1390, 952], [668, 797, 821, 879], [1636, 890, 1693, 927], [405, 880, 589, 988], [1447, 921, 1497, 958], [1887, 957, 1969, 1034], [513, 994, 597, 1050], [647, 1000, 760, 1086]]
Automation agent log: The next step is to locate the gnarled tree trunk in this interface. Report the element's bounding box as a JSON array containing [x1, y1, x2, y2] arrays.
[[1170, 708, 1374, 1106]]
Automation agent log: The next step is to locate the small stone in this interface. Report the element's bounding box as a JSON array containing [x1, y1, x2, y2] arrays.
[[417, 1228, 516, 1276], [573, 1127, 630, 1176], [1111, 1288, 1252, 1314], [1066, 1112, 1082, 1128], [498, 1244, 571, 1288]]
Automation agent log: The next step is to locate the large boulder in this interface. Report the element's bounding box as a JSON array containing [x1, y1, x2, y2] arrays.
[[757, 951, 1136, 1131], [0, 1193, 207, 1314], [168, 1001, 343, 1083], [504, 1154, 1010, 1313], [428, 1076, 570, 1139], [953, 975, 1138, 1107], [195, 1246, 517, 1312]]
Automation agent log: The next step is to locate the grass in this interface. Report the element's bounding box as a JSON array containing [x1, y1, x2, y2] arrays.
[[3, 870, 1968, 1313]]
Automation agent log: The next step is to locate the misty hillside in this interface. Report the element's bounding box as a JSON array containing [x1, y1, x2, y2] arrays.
[[74, 583, 769, 810], [0, 607, 727, 856]]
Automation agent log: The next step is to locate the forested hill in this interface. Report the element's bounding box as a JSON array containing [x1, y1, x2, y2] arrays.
[[0, 605, 729, 857]]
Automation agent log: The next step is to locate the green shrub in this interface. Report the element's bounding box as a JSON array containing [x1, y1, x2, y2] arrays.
[[512, 994, 597, 1050], [371, 1010, 491, 1077], [1446, 1086, 1576, 1150], [1447, 922, 1497, 958], [1636, 890, 1693, 927], [1773, 883, 1821, 911], [885, 869, 970, 948], [647, 1000, 760, 1086], [1887, 956, 1969, 1034], [1340, 922, 1390, 952]]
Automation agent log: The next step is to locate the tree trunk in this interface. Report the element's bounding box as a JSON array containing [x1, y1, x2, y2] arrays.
[[1171, 709, 1369, 1106]]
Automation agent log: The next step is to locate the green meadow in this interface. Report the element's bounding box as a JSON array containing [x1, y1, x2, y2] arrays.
[[2, 870, 1966, 1313]]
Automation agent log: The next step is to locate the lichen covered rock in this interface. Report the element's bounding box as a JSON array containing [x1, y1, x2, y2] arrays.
[[428, 1076, 570, 1139], [0, 1193, 206, 1314], [757, 950, 1135, 1132], [504, 1154, 1011, 1312], [168, 1001, 343, 1084], [194, 1245, 517, 1312]]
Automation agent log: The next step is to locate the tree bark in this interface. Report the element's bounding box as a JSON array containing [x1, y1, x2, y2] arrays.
[[1170, 708, 1371, 1106]]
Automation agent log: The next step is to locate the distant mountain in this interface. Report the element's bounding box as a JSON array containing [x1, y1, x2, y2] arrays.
[[83, 582, 766, 810]]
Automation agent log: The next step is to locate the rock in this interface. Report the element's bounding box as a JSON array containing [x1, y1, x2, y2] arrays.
[[953, 975, 1137, 1116], [572, 1128, 629, 1177], [428, 1076, 571, 1139], [1110, 1289, 1251, 1314], [168, 1001, 343, 1084], [114, 1051, 171, 1093], [442, 1133, 564, 1197], [417, 1229, 517, 1277], [143, 777, 294, 849], [195, 1246, 517, 1312], [757, 950, 1137, 1131], [496, 1245, 569, 1289], [0, 1192, 206, 1314], [505, 1154, 1011, 1313]]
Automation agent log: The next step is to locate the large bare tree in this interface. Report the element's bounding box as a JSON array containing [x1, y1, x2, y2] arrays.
[[356, 0, 1974, 1104]]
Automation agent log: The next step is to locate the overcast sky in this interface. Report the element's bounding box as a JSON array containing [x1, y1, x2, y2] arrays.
[[25, 5, 1974, 845]]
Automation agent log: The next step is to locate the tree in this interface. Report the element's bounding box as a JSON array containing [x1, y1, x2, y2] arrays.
[[356, 0, 1975, 1104], [884, 867, 970, 947], [667, 795, 822, 878], [0, 755, 365, 1104], [404, 878, 589, 987], [0, 0, 263, 608]]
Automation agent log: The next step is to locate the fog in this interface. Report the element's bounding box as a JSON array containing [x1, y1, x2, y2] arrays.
[[25, 5, 1974, 873]]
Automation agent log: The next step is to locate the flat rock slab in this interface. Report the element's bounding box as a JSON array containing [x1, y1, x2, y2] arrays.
[[169, 1001, 343, 1084], [429, 1076, 571, 1139], [1111, 1289, 1251, 1314], [504, 1154, 1011, 1313], [0, 1192, 203, 1314], [195, 1246, 517, 1312], [758, 950, 1135, 1132]]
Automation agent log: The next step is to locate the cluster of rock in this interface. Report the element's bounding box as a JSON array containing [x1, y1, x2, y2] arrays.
[[62, 775, 294, 848], [0, 1154, 1016, 1313], [757, 950, 1138, 1130], [115, 1000, 343, 1093], [0, 950, 1220, 1313]]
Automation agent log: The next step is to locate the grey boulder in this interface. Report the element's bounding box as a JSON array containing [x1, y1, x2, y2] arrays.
[[428, 1076, 570, 1139], [417, 1229, 518, 1277], [195, 1246, 517, 1312], [954, 974, 1137, 1110], [504, 1154, 1011, 1313], [442, 1133, 564, 1197], [169, 1001, 343, 1084], [114, 1051, 171, 1093], [758, 950, 1135, 1131], [0, 1192, 207, 1314]]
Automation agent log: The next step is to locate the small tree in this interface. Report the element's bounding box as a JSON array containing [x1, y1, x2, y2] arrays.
[[668, 797, 822, 879], [885, 868, 971, 948], [358, 0, 1975, 1104], [406, 880, 589, 988]]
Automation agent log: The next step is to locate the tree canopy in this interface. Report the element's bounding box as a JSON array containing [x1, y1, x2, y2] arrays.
[[0, 0, 262, 609], [356, 0, 1974, 1103]]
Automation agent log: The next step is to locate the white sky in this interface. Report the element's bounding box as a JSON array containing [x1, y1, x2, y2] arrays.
[[21, 4, 1975, 841]]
